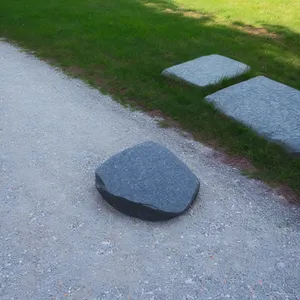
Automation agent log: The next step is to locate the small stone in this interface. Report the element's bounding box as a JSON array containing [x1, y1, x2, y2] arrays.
[[276, 262, 286, 269], [205, 76, 300, 154], [162, 54, 250, 87], [95, 141, 200, 221]]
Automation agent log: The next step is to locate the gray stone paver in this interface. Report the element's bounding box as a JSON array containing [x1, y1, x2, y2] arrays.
[[206, 76, 300, 153], [162, 54, 250, 87]]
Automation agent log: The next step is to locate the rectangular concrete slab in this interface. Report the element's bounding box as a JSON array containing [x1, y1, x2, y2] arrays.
[[162, 54, 250, 87], [205, 76, 300, 153]]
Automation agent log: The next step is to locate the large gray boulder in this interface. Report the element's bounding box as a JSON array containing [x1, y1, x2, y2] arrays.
[[95, 141, 200, 221], [205, 76, 300, 154], [162, 54, 250, 87]]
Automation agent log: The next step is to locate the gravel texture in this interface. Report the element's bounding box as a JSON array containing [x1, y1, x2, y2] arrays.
[[162, 54, 250, 87], [205, 76, 300, 154], [95, 141, 200, 221], [1, 41, 300, 300]]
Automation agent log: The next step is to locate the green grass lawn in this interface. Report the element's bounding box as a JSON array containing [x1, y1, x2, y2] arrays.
[[171, 0, 300, 34], [1, 0, 300, 199]]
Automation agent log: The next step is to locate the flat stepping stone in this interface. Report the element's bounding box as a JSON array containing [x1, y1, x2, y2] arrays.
[[205, 76, 300, 154], [95, 141, 200, 221], [162, 54, 250, 87]]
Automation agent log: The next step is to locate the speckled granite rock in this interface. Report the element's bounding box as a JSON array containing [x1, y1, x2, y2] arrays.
[[162, 54, 250, 87], [205, 76, 300, 154], [95, 141, 200, 221]]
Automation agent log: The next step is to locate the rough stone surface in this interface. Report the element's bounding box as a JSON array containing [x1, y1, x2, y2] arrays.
[[95, 141, 200, 221], [162, 54, 250, 87], [205, 76, 300, 153], [1, 41, 300, 300]]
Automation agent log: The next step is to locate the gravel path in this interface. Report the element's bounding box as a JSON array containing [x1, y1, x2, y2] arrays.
[[1, 41, 299, 300]]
